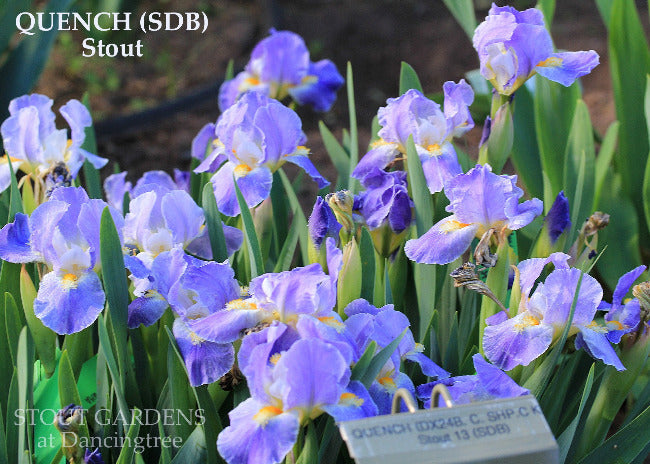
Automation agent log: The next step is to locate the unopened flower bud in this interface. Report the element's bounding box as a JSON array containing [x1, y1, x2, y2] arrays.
[[54, 404, 85, 463], [327, 190, 355, 242]]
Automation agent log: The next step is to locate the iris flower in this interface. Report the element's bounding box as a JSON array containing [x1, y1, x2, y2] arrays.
[[483, 253, 626, 371], [188, 263, 338, 344], [121, 174, 242, 329], [352, 82, 473, 194], [218, 326, 375, 464], [599, 265, 647, 343], [343, 299, 448, 413], [417, 354, 529, 407], [0, 187, 122, 334], [473, 4, 599, 95], [192, 91, 329, 216], [0, 94, 107, 194], [218, 29, 344, 112], [405, 164, 542, 265]]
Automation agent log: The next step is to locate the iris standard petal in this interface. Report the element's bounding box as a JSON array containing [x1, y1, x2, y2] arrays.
[[274, 338, 349, 412]]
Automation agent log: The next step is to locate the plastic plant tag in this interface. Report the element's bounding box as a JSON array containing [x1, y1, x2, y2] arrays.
[[339, 389, 558, 464]]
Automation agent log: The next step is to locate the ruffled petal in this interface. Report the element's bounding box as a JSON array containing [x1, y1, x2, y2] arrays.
[[34, 270, 105, 334], [483, 311, 553, 371]]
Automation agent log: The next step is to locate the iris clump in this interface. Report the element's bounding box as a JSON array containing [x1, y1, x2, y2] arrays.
[[2, 2, 648, 463]]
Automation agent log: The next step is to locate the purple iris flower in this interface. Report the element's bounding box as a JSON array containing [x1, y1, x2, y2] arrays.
[[103, 169, 192, 212], [405, 164, 543, 265], [308, 196, 342, 250], [483, 254, 626, 371], [354, 168, 413, 233], [188, 263, 338, 344], [473, 4, 599, 95], [122, 183, 242, 268], [132, 248, 241, 385], [218, 329, 373, 464], [151, 255, 240, 386], [417, 354, 529, 407], [343, 299, 448, 414], [219, 29, 344, 112], [193, 91, 329, 216], [0, 187, 123, 334], [120, 173, 242, 329], [352, 83, 473, 194], [599, 265, 647, 344], [0, 94, 107, 193]]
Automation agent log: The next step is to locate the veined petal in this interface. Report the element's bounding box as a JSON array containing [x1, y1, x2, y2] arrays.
[[217, 398, 299, 464], [188, 304, 266, 344], [517, 252, 571, 301], [173, 318, 235, 386], [161, 190, 205, 246], [473, 353, 529, 398], [419, 143, 462, 194], [539, 269, 602, 327], [404, 215, 479, 265], [34, 270, 105, 334], [483, 311, 553, 371], [272, 338, 350, 412]]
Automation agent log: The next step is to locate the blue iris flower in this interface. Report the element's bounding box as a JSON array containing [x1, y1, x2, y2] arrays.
[[0, 187, 122, 334]]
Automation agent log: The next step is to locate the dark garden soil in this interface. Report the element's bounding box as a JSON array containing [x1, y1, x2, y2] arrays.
[[34, 0, 649, 198]]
